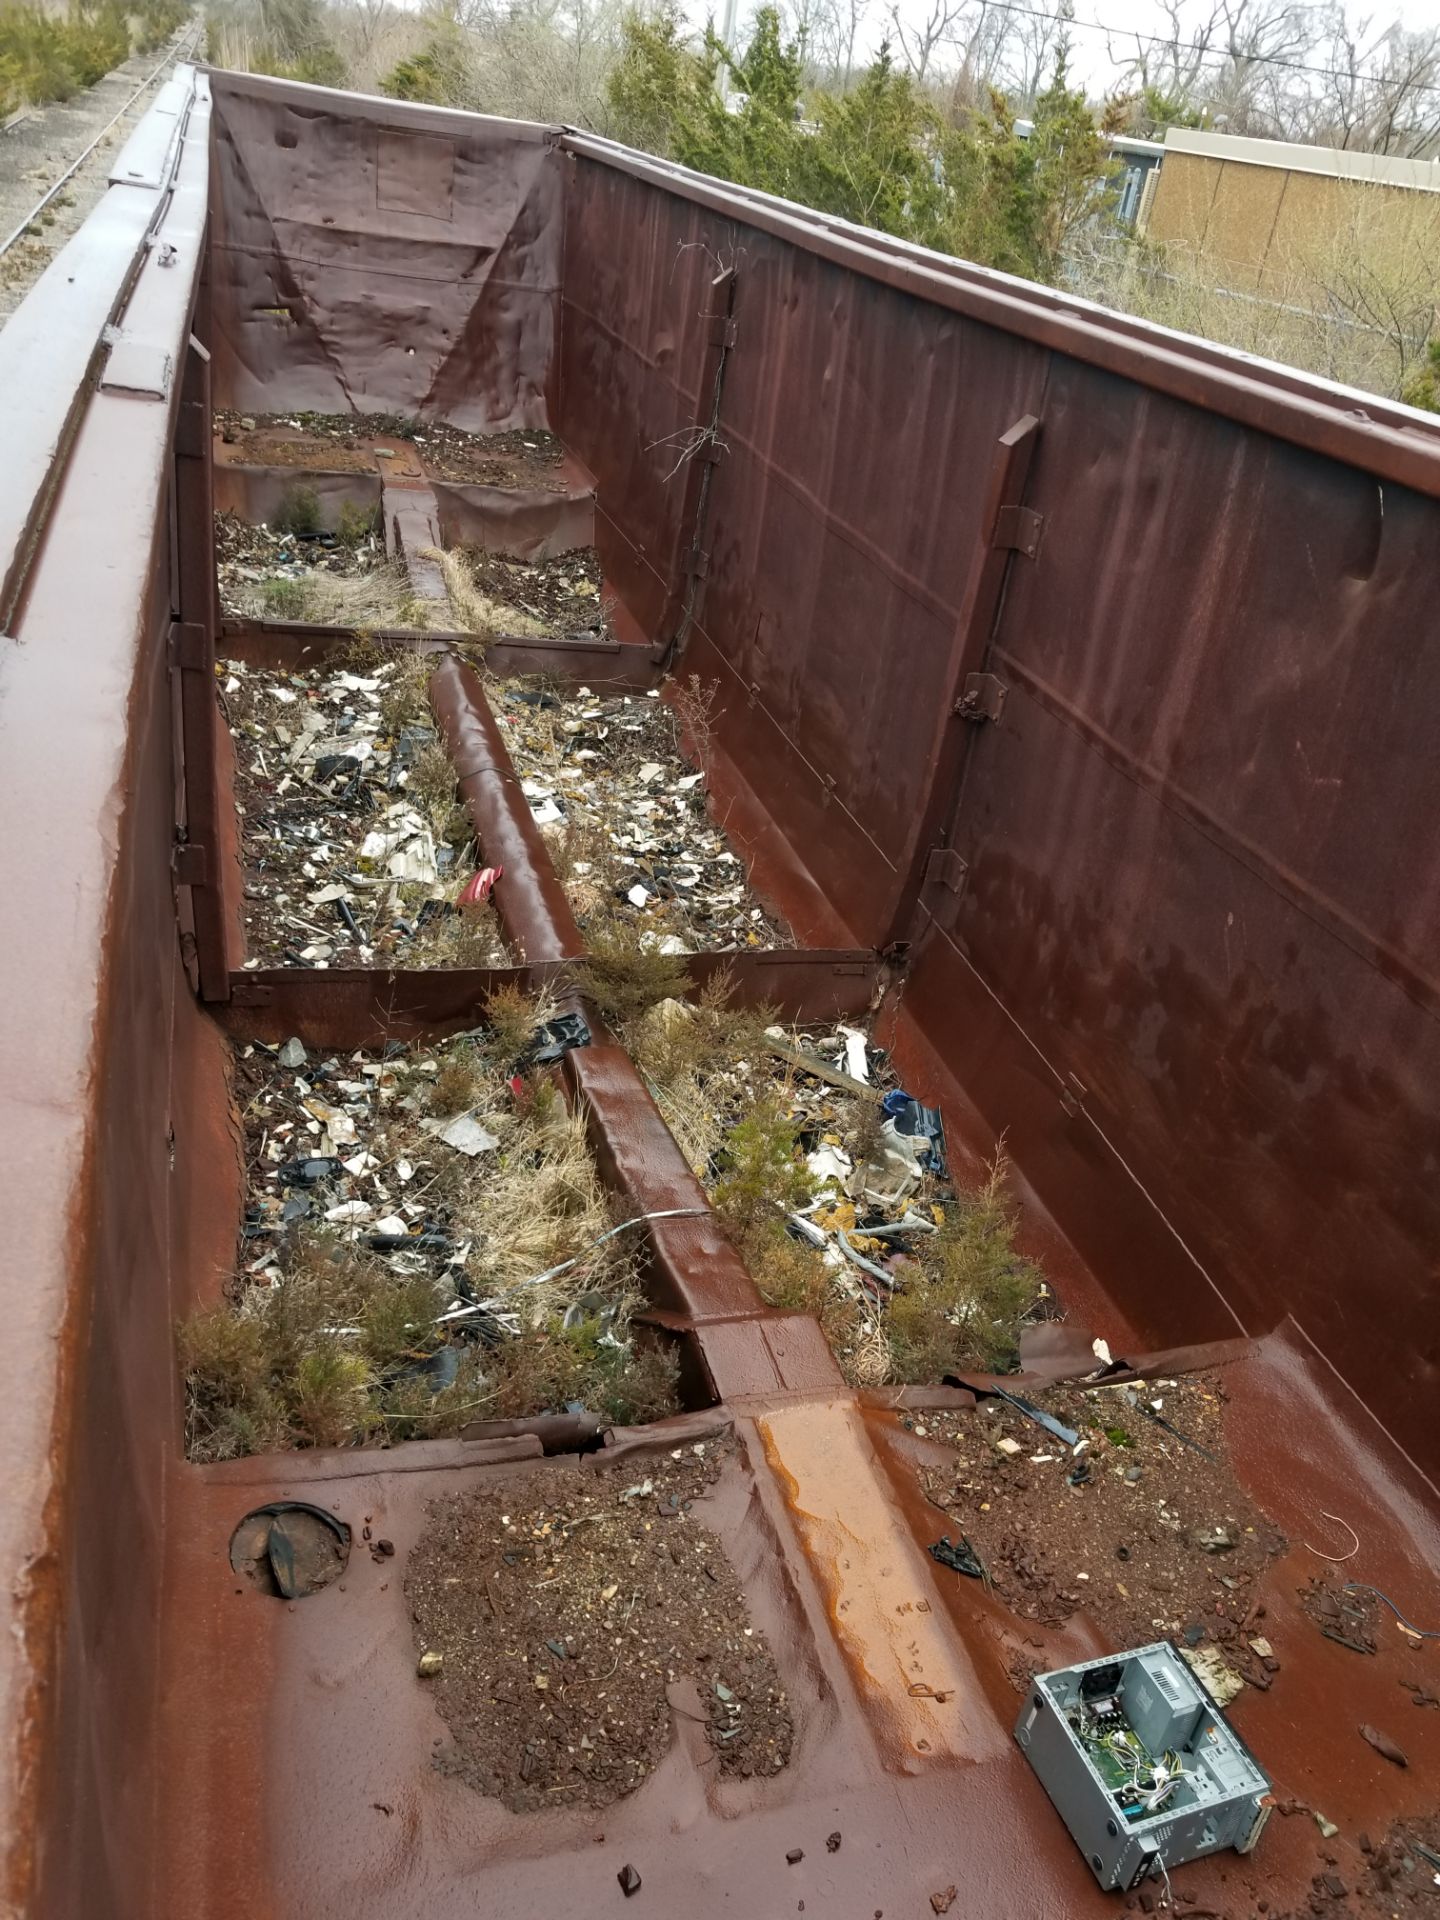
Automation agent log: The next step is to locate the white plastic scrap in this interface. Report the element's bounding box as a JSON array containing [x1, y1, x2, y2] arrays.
[[806, 1143, 853, 1185], [419, 1112, 500, 1157], [387, 829, 438, 884], [325, 1200, 373, 1223], [847, 1119, 927, 1208], [838, 1025, 870, 1083], [303, 1098, 357, 1145]]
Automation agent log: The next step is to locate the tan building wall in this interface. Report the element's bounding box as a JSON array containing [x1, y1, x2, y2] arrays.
[[1144, 129, 1440, 303]]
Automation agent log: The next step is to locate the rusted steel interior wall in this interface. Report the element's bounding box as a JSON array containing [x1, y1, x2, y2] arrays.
[[556, 152, 1440, 1477], [207, 75, 563, 429], [556, 155, 1049, 930]]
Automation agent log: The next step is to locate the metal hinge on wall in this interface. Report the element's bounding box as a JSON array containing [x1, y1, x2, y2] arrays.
[[923, 846, 969, 930], [954, 672, 1008, 723], [992, 504, 1044, 559], [229, 981, 275, 1007]]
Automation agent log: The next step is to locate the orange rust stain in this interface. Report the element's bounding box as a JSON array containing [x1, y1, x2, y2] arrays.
[[756, 1399, 999, 1771]]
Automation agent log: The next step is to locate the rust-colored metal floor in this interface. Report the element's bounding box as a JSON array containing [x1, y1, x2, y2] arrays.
[[156, 1324, 1440, 1918]]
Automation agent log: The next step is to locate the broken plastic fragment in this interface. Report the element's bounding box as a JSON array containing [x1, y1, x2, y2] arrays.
[[837, 1025, 870, 1082], [324, 1200, 373, 1223], [387, 830, 439, 884], [420, 1112, 500, 1157], [303, 1098, 357, 1144], [806, 1143, 853, 1184]]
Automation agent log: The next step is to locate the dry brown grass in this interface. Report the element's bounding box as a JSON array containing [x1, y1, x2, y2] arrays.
[[247, 564, 438, 631], [665, 671, 721, 771], [426, 547, 549, 639]]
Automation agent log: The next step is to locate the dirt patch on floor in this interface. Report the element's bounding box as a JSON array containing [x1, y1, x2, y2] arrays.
[[213, 411, 567, 489], [1255, 1817, 1440, 1920], [496, 676, 792, 951], [215, 415, 379, 472], [407, 1441, 793, 1811], [420, 424, 566, 488], [1343, 1820, 1440, 1916], [918, 1373, 1286, 1665], [225, 650, 505, 969], [451, 547, 609, 638]]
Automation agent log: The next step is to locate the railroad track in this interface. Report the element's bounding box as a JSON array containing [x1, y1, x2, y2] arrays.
[[0, 15, 205, 261]]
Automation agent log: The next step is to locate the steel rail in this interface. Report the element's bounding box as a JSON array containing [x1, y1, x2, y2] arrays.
[[0, 17, 203, 260]]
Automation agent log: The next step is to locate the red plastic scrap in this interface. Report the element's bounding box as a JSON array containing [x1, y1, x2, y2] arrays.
[[458, 864, 502, 906]]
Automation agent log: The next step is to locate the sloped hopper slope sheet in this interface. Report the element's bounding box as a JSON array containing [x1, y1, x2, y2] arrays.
[[208, 75, 563, 429]]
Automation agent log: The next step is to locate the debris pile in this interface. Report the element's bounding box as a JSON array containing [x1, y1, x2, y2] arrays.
[[448, 546, 609, 639], [495, 678, 790, 952], [917, 1372, 1287, 1660], [215, 509, 450, 630], [214, 410, 566, 488], [225, 651, 507, 968], [179, 1010, 678, 1459], [625, 990, 1047, 1386], [1351, 1822, 1440, 1913], [406, 1441, 793, 1811]]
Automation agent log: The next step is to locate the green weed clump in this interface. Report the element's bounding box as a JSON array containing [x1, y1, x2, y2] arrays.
[[336, 498, 378, 546], [179, 1244, 678, 1460], [884, 1150, 1043, 1381], [273, 483, 323, 537], [178, 1242, 484, 1461], [0, 3, 135, 118], [479, 1317, 679, 1426], [259, 576, 312, 621], [711, 1097, 816, 1259], [575, 913, 690, 1028]]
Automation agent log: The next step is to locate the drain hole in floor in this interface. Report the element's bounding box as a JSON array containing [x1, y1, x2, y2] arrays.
[[230, 1502, 351, 1598]]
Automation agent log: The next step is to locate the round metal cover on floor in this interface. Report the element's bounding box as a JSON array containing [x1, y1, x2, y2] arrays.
[[230, 1502, 350, 1598]]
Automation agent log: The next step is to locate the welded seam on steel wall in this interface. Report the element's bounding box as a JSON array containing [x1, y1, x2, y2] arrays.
[[567, 292, 969, 634], [993, 645, 1440, 1023], [927, 919, 1250, 1340]]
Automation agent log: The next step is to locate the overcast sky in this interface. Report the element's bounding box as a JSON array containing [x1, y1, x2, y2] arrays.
[[702, 0, 1440, 94]]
